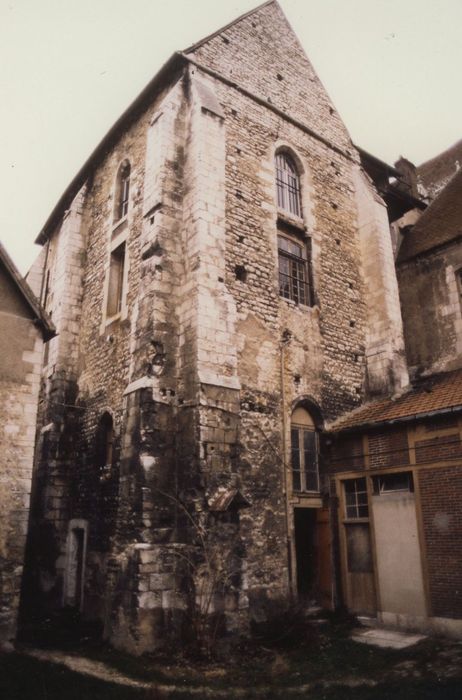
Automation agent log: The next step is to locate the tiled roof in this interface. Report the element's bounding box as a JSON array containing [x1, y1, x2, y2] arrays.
[[331, 369, 462, 432], [397, 166, 462, 263], [417, 138, 462, 195]]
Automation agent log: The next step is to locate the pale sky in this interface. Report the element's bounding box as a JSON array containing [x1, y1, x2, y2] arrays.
[[1, 0, 461, 274]]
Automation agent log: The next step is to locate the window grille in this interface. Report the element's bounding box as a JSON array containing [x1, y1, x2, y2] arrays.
[[276, 152, 301, 217]]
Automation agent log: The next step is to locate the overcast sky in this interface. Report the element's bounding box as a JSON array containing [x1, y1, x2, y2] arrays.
[[1, 0, 461, 274]]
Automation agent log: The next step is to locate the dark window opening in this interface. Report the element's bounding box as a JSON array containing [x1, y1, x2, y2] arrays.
[[235, 264, 247, 282], [96, 413, 114, 468]]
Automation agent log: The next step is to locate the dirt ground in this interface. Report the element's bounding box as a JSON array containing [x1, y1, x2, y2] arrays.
[[2, 618, 462, 699]]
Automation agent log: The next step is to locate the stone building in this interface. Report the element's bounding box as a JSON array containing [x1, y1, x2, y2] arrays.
[[0, 243, 54, 645], [20, 0, 461, 650]]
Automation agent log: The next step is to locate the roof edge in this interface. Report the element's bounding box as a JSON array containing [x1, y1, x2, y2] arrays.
[[355, 145, 400, 177], [328, 404, 462, 435], [397, 232, 462, 266], [0, 242, 55, 341], [183, 0, 276, 54], [36, 52, 186, 245]]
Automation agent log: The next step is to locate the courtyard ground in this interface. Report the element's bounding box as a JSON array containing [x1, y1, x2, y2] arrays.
[[2, 616, 461, 699]]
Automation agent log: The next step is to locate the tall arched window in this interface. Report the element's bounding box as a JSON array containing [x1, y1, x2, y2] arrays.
[[276, 152, 302, 217], [114, 160, 131, 222], [290, 407, 319, 492]]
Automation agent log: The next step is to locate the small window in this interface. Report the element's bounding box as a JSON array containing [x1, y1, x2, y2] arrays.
[[344, 478, 368, 519], [278, 234, 311, 305], [114, 160, 131, 222], [276, 152, 301, 217], [96, 413, 114, 468], [373, 472, 413, 494], [291, 407, 319, 492], [107, 242, 126, 317]]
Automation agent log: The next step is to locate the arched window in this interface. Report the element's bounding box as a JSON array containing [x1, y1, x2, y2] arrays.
[[96, 413, 114, 468], [290, 407, 319, 492], [114, 160, 131, 222], [276, 152, 302, 217]]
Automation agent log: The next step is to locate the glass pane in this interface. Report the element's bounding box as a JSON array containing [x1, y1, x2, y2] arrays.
[[345, 493, 356, 506], [292, 470, 301, 491], [346, 505, 356, 519], [306, 471, 319, 491]]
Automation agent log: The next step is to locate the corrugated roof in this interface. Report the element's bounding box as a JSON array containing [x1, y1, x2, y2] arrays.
[[331, 368, 462, 432], [397, 166, 462, 263]]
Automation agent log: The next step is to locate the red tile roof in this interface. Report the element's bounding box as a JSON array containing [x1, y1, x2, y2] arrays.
[[331, 369, 462, 432]]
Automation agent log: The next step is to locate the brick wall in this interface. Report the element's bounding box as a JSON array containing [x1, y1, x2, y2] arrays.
[[419, 466, 462, 618]]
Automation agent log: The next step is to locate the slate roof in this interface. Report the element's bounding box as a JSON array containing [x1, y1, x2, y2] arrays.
[[330, 368, 462, 432], [417, 138, 462, 195], [397, 166, 462, 263]]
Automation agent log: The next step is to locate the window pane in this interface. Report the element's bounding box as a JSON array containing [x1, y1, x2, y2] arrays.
[[343, 478, 368, 519], [306, 471, 319, 491], [292, 470, 301, 491], [275, 153, 301, 217]]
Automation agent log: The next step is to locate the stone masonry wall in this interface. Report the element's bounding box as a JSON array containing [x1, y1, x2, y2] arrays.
[[0, 290, 44, 643], [23, 1, 411, 649], [398, 242, 462, 377]]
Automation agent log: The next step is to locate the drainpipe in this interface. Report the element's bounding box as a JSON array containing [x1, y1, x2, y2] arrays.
[[280, 329, 294, 596]]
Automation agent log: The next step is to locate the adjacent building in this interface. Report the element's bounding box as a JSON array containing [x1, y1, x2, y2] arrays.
[[0, 243, 54, 645]]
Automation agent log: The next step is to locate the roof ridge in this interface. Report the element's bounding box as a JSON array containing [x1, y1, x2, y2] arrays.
[[183, 0, 276, 54]]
